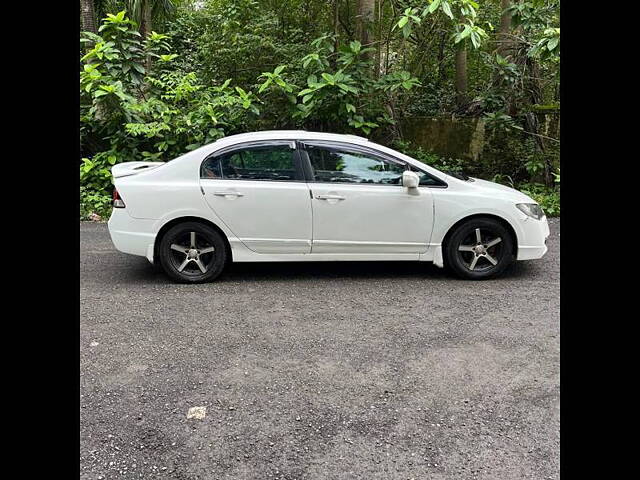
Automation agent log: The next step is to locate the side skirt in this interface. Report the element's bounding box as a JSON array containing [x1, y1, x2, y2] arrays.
[[229, 238, 443, 266]]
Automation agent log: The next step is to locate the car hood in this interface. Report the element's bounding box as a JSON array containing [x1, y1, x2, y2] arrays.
[[466, 177, 536, 203]]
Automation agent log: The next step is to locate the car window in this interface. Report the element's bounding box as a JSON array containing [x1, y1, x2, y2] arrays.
[[305, 144, 405, 185], [411, 168, 447, 186], [201, 144, 297, 181]]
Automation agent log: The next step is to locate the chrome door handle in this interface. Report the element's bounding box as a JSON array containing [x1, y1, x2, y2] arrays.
[[213, 191, 244, 197], [316, 194, 346, 200]]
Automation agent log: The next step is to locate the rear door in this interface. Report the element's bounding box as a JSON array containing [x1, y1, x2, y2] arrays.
[[301, 141, 434, 255], [199, 141, 312, 254]]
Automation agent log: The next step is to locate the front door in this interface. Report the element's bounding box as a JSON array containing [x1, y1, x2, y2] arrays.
[[199, 141, 312, 254], [301, 142, 434, 254]]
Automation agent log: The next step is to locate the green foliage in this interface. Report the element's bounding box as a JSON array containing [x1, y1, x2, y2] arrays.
[[392, 140, 466, 175], [394, 0, 488, 49], [258, 65, 294, 94], [80, 1, 560, 216], [491, 53, 520, 88], [395, 8, 421, 38], [483, 112, 523, 133], [189, 0, 314, 89], [529, 28, 560, 59], [517, 183, 560, 217], [80, 153, 116, 192], [80, 10, 260, 206], [524, 153, 546, 177], [125, 0, 177, 29], [80, 186, 113, 220], [482, 128, 545, 183], [491, 175, 559, 218], [287, 38, 420, 134]]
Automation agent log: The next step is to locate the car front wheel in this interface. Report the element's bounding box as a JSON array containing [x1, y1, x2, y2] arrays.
[[445, 217, 515, 280], [158, 222, 227, 283]]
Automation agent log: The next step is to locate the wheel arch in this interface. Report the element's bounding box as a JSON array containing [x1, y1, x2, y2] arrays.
[[153, 216, 232, 265], [441, 213, 518, 259]]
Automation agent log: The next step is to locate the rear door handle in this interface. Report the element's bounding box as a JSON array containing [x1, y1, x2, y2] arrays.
[[213, 191, 244, 197], [316, 194, 346, 200]]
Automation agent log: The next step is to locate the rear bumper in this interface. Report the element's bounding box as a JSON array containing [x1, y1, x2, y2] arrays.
[[107, 209, 157, 263], [516, 215, 550, 261]]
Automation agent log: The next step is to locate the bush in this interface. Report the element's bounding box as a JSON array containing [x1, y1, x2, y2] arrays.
[[391, 140, 465, 175], [517, 183, 560, 217], [80, 11, 259, 201], [80, 186, 112, 220]]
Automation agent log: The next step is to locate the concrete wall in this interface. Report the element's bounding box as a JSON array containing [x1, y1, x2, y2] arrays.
[[399, 112, 560, 165], [400, 116, 487, 161]]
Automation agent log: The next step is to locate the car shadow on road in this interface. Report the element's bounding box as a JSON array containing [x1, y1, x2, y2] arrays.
[[223, 260, 534, 282], [118, 257, 535, 285]]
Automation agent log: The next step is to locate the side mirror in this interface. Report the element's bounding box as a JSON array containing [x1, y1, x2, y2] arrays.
[[402, 170, 419, 189]]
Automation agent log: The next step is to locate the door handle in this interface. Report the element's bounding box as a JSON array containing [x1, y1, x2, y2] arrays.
[[316, 194, 346, 200], [213, 190, 244, 197]]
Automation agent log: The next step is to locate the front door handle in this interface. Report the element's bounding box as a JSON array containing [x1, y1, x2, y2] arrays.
[[213, 191, 244, 197], [316, 194, 346, 200]]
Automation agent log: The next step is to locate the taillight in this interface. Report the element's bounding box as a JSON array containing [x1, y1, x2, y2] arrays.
[[113, 188, 126, 208]]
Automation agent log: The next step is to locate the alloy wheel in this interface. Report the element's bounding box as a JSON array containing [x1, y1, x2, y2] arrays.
[[168, 231, 216, 276], [456, 227, 504, 272]]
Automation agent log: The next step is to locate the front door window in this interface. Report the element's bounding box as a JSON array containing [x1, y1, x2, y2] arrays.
[[305, 144, 405, 184]]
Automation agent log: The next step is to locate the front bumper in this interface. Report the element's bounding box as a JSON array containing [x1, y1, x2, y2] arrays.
[[516, 215, 550, 260], [107, 208, 157, 262]]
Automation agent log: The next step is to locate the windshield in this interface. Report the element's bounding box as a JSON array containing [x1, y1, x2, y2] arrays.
[[446, 170, 472, 181]]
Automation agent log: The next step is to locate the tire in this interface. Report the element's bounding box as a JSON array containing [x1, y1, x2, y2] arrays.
[[444, 217, 515, 280], [158, 222, 228, 283]]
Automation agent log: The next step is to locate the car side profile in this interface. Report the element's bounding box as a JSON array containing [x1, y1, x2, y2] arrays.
[[108, 130, 549, 282]]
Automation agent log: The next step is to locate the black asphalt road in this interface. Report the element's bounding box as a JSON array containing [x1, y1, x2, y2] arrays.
[[80, 219, 559, 479]]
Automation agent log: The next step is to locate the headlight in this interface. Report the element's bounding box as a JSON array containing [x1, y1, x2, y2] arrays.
[[516, 203, 544, 220]]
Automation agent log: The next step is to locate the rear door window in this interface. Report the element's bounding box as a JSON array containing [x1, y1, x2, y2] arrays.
[[201, 144, 301, 181]]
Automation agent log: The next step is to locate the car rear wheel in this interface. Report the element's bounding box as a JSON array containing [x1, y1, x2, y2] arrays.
[[158, 222, 227, 283], [445, 217, 514, 280]]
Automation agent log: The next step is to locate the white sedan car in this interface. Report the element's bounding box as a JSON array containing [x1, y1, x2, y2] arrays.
[[108, 130, 549, 282]]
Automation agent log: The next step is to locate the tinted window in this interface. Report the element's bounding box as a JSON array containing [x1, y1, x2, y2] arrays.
[[201, 145, 297, 181], [306, 145, 405, 185], [414, 169, 447, 186]]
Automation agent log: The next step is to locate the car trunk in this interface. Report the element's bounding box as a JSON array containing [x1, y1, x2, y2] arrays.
[[111, 161, 165, 178]]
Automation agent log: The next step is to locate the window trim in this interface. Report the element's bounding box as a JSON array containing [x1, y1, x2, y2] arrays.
[[298, 140, 448, 188], [199, 140, 306, 182]]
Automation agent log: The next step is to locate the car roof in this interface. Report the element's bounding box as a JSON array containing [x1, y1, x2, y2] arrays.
[[213, 130, 370, 147]]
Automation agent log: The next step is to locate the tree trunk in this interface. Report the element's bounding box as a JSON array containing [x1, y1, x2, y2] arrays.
[[332, 0, 340, 69], [141, 3, 153, 71], [374, 0, 383, 77], [140, 2, 153, 38], [80, 0, 97, 34], [524, 57, 554, 187], [455, 45, 468, 107], [356, 0, 375, 47], [435, 29, 447, 88], [497, 0, 512, 59], [494, 0, 515, 112], [334, 0, 339, 42]]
